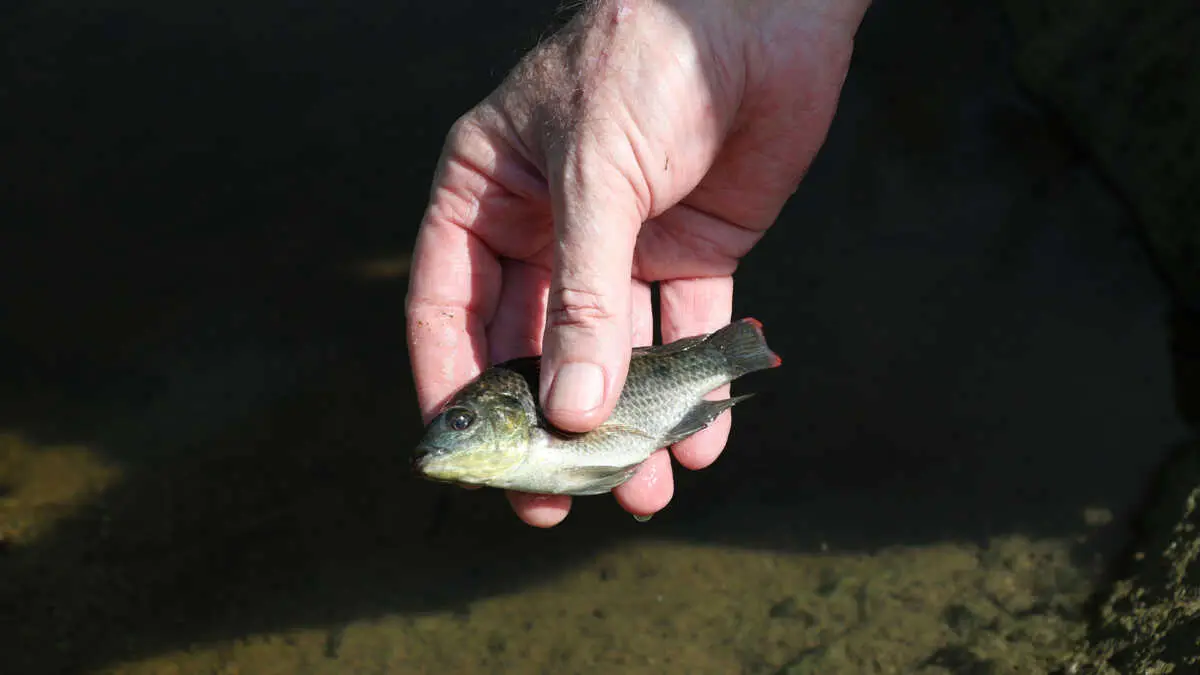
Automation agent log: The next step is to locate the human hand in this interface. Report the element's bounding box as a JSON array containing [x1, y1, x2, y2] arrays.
[[406, 0, 870, 526]]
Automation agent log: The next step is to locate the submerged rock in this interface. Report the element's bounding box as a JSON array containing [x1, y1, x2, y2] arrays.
[[1067, 443, 1200, 673]]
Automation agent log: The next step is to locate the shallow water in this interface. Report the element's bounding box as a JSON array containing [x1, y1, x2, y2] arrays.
[[0, 434, 1101, 673], [1, 0, 1187, 673]]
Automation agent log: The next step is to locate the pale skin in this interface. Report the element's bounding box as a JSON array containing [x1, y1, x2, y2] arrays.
[[405, 0, 873, 527]]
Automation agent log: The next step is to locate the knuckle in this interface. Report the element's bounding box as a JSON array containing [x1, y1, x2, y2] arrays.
[[444, 112, 484, 150], [547, 285, 614, 330]]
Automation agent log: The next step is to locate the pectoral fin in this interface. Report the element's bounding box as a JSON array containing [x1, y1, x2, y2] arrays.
[[558, 463, 642, 495]]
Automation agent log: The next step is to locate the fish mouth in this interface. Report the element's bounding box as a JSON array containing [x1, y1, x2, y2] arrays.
[[412, 445, 466, 483], [411, 445, 438, 472], [411, 444, 518, 487], [411, 445, 440, 475]]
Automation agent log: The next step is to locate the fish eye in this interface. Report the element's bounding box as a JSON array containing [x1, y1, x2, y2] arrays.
[[445, 409, 475, 432]]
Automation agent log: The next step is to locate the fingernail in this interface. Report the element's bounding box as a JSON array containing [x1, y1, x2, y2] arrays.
[[545, 362, 606, 415]]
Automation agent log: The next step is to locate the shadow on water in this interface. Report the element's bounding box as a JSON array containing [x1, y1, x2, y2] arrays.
[[0, 0, 1188, 672]]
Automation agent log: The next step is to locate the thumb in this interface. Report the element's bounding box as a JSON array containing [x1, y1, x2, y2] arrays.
[[539, 153, 644, 433]]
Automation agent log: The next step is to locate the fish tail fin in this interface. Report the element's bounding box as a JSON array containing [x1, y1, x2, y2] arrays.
[[704, 318, 783, 378]]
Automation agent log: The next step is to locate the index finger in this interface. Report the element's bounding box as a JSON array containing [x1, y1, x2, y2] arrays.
[[405, 216, 502, 423]]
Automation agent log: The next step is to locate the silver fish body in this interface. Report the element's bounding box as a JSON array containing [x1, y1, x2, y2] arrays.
[[412, 318, 782, 496]]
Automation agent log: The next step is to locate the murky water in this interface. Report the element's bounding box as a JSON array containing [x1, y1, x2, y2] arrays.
[[1, 1, 1187, 673]]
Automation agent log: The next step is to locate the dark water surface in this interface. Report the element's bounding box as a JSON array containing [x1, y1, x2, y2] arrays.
[[0, 1, 1186, 673]]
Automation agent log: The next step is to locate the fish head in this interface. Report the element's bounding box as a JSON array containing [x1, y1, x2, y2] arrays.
[[412, 387, 534, 487]]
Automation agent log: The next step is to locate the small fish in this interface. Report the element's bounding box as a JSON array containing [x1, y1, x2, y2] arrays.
[[412, 318, 782, 496]]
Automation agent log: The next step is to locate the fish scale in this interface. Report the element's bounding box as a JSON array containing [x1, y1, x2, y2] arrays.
[[412, 318, 782, 497], [592, 347, 729, 435]]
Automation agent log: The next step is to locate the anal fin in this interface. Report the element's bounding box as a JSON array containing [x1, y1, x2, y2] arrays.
[[661, 395, 754, 446]]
